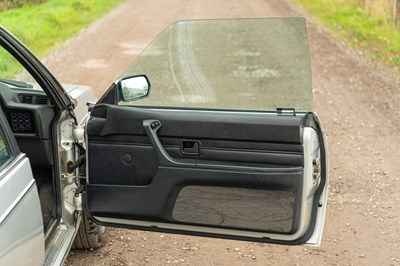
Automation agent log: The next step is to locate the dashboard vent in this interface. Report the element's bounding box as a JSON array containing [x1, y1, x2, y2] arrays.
[[19, 94, 49, 105]]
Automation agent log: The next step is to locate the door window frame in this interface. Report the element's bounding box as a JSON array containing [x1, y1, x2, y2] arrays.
[[0, 107, 20, 179]]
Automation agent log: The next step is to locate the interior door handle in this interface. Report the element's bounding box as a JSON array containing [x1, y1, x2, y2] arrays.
[[143, 120, 196, 167], [181, 140, 201, 155]]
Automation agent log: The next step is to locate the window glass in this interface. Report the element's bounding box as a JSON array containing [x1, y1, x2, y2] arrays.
[[0, 45, 48, 136], [120, 18, 312, 112], [0, 42, 23, 79], [0, 45, 36, 83], [0, 129, 11, 169]]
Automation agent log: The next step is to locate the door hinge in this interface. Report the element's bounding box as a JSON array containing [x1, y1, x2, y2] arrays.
[[277, 108, 296, 116], [73, 184, 84, 211], [73, 193, 82, 211], [72, 124, 85, 144]]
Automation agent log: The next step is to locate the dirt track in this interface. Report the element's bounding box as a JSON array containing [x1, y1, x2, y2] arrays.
[[48, 0, 400, 265]]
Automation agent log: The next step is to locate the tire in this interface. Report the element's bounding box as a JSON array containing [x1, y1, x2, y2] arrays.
[[72, 212, 108, 249]]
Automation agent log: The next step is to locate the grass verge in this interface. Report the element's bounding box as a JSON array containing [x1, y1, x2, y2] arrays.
[[0, 0, 48, 11], [0, 0, 124, 78], [293, 0, 400, 70]]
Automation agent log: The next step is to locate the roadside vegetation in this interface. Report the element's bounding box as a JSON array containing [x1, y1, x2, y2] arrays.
[[0, 0, 47, 11], [0, 0, 124, 78], [294, 0, 400, 70]]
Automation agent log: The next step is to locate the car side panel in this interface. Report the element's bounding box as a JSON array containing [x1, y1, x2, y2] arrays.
[[0, 156, 44, 266]]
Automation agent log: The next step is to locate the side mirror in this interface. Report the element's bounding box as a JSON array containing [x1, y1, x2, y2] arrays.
[[117, 75, 150, 102]]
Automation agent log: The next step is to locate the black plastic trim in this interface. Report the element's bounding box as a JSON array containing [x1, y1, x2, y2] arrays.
[[89, 104, 306, 144], [86, 166, 303, 234], [86, 107, 327, 244]]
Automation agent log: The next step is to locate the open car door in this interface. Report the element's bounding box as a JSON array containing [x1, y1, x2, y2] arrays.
[[84, 18, 328, 246]]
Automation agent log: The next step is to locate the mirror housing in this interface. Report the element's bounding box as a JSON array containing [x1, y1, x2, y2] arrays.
[[117, 74, 150, 102]]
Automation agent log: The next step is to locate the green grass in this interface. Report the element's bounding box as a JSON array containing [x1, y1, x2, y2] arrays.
[[0, 0, 47, 11], [0, 0, 124, 78], [294, 0, 400, 69]]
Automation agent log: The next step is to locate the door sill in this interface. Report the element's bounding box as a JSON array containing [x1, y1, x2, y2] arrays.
[[44, 221, 76, 266]]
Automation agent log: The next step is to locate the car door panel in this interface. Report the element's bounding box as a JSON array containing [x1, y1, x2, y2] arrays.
[[86, 104, 326, 244], [0, 156, 44, 265], [87, 105, 305, 186], [88, 104, 305, 143]]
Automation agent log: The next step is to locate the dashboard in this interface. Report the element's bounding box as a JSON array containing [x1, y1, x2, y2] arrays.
[[0, 82, 56, 166]]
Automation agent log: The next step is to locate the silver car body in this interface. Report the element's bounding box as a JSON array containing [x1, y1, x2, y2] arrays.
[[0, 84, 95, 266], [0, 155, 44, 265]]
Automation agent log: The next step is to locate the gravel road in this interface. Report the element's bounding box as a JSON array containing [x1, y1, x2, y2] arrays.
[[46, 0, 400, 265]]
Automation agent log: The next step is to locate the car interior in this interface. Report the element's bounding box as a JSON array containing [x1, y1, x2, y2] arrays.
[[0, 80, 57, 233]]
